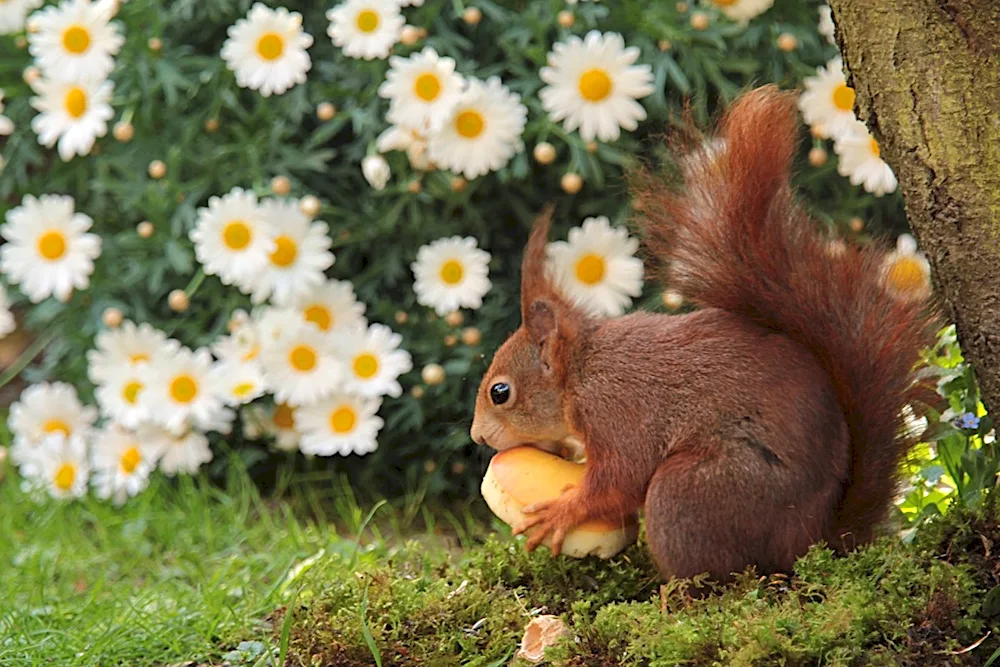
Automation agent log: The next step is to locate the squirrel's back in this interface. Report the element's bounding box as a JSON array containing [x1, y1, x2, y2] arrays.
[[632, 85, 939, 548]]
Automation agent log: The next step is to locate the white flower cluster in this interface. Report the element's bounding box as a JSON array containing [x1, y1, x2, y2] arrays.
[[798, 13, 897, 198], [24, 0, 121, 162]]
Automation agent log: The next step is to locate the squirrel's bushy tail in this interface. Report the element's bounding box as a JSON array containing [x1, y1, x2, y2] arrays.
[[634, 85, 939, 548]]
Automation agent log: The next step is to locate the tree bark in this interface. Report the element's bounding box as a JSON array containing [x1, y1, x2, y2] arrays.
[[827, 0, 1000, 414]]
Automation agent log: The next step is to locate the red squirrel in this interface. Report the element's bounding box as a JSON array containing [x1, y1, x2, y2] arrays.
[[469, 85, 939, 583]]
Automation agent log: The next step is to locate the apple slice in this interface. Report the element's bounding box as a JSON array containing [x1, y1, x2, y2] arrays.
[[481, 446, 638, 559]]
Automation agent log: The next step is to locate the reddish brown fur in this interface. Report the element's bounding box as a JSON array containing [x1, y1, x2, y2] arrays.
[[470, 85, 939, 582]]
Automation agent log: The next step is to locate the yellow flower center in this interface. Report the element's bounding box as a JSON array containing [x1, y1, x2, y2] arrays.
[[232, 382, 256, 399], [869, 137, 881, 158], [289, 344, 317, 372], [413, 73, 442, 102], [273, 403, 295, 429], [62, 25, 91, 54], [832, 83, 855, 112], [353, 353, 379, 379], [270, 236, 298, 267], [356, 9, 380, 33], [256, 32, 284, 61], [886, 256, 928, 294], [222, 220, 252, 250], [169, 375, 199, 403], [578, 69, 612, 103], [574, 253, 606, 285], [43, 419, 71, 437], [64, 86, 88, 119], [330, 406, 357, 434], [439, 259, 464, 285], [241, 343, 260, 362], [54, 463, 76, 491], [120, 446, 141, 474], [122, 381, 143, 405], [304, 305, 332, 331], [455, 110, 485, 139], [37, 230, 67, 261], [713, 0, 738, 5]]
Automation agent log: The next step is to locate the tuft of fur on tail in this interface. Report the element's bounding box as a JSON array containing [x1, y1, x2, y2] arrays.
[[633, 85, 940, 548]]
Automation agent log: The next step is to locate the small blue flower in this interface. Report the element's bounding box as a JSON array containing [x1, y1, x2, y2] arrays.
[[957, 412, 981, 430]]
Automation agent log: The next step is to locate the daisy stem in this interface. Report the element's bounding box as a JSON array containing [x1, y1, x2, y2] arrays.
[[0, 325, 61, 391], [183, 268, 206, 296]]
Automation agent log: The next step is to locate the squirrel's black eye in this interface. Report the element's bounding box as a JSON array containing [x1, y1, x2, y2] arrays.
[[490, 382, 511, 405]]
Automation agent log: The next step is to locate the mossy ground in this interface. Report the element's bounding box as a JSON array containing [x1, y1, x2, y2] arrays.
[[277, 498, 1000, 667], [3, 454, 999, 666]]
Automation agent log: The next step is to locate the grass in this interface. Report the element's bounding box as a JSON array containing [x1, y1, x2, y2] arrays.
[[0, 459, 486, 667], [3, 455, 1000, 667]]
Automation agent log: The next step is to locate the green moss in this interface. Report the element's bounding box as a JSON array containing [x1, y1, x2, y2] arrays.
[[276, 504, 1000, 666]]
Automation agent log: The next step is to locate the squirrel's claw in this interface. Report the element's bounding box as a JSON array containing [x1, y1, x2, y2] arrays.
[[515, 494, 581, 556]]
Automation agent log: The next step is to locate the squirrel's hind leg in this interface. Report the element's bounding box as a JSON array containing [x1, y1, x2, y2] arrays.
[[643, 440, 839, 586]]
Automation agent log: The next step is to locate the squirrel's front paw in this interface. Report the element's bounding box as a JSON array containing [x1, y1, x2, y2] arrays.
[[513, 490, 583, 556]]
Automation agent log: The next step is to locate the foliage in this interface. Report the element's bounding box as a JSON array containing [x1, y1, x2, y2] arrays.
[[898, 324, 998, 533], [0, 0, 914, 500]]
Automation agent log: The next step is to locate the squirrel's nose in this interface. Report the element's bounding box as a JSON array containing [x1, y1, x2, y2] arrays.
[[469, 419, 487, 447]]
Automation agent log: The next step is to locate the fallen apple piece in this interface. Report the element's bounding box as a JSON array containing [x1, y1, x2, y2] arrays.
[[481, 445, 638, 559]]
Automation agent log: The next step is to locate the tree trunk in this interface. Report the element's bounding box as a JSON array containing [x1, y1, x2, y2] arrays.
[[827, 0, 1000, 414]]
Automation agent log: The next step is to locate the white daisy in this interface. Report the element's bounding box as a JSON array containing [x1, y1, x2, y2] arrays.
[[426, 76, 527, 179], [212, 312, 261, 364], [292, 280, 367, 337], [340, 323, 412, 399], [259, 320, 343, 406], [397, 0, 423, 5], [818, 5, 836, 45], [220, 3, 313, 97], [362, 155, 391, 190], [0, 0, 43, 35], [0, 90, 15, 136], [8, 381, 97, 473], [244, 402, 301, 452], [212, 359, 267, 406], [0, 284, 16, 340], [94, 364, 151, 429], [411, 236, 491, 316], [33, 432, 90, 500], [27, 0, 123, 81], [327, 0, 403, 61], [30, 75, 114, 161], [136, 423, 212, 476], [798, 58, 857, 140], [378, 47, 465, 132], [138, 346, 225, 435], [90, 424, 159, 505], [0, 194, 102, 303], [705, 0, 774, 23], [881, 233, 931, 302], [193, 404, 237, 436], [87, 320, 178, 384], [833, 119, 898, 196], [539, 31, 654, 143], [546, 216, 644, 318], [190, 187, 275, 289], [247, 198, 334, 305], [253, 304, 304, 347], [298, 393, 383, 457], [377, 124, 432, 170]]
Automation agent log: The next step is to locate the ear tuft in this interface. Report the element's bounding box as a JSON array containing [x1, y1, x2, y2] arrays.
[[521, 203, 557, 318]]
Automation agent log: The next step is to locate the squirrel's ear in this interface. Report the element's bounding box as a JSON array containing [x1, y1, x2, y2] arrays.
[[525, 299, 559, 374], [520, 202, 556, 319]]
